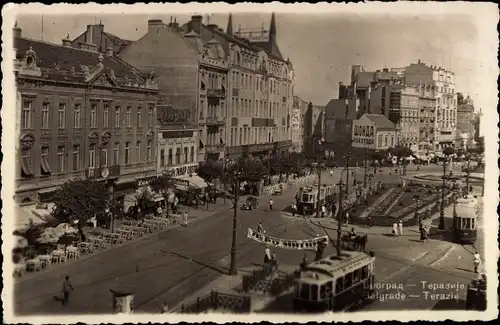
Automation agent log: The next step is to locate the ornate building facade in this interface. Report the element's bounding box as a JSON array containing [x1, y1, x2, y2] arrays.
[[14, 24, 159, 207]]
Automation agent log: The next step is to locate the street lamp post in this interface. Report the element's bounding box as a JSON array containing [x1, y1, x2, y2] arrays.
[[363, 145, 368, 188], [229, 170, 241, 276], [336, 167, 349, 256], [438, 156, 449, 230], [315, 138, 324, 219], [465, 153, 471, 195], [414, 195, 420, 226]]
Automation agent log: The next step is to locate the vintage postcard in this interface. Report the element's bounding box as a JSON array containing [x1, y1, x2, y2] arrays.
[[2, 2, 498, 324]]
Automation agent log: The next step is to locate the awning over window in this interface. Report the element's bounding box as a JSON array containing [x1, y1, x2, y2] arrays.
[[21, 157, 34, 176], [15, 205, 46, 230], [123, 193, 138, 213], [41, 155, 51, 174], [172, 174, 208, 191]]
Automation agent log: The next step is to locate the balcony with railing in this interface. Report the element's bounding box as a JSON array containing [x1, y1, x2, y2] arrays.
[[206, 116, 226, 126], [207, 88, 226, 98], [206, 143, 226, 153], [86, 165, 121, 179]]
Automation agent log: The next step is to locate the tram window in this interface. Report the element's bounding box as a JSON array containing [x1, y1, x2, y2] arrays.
[[353, 268, 361, 283], [471, 219, 475, 229], [320, 284, 326, 300], [362, 266, 369, 279], [300, 284, 310, 300], [302, 194, 308, 202], [335, 277, 344, 293], [464, 218, 471, 229], [311, 284, 319, 301], [345, 272, 353, 288]]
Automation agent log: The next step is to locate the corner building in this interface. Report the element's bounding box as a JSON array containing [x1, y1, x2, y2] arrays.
[[13, 25, 159, 208]]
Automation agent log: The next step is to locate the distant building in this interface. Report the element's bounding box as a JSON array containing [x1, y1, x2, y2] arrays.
[[70, 22, 132, 54], [302, 102, 325, 158], [352, 114, 396, 150], [456, 93, 476, 148], [291, 96, 307, 152], [13, 24, 159, 208]]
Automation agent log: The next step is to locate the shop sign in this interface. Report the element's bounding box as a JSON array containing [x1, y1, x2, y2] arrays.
[[164, 163, 198, 177]]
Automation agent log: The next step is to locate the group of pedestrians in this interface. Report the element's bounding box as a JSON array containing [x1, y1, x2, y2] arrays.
[[392, 220, 404, 237]]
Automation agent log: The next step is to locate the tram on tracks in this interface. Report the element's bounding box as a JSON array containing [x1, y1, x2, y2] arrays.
[[297, 185, 336, 216], [453, 194, 479, 244], [293, 251, 376, 312]]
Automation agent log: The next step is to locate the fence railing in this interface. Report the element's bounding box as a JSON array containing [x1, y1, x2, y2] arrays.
[[242, 264, 274, 292], [174, 290, 251, 314]]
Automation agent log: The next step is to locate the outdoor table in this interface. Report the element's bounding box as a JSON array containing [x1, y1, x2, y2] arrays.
[[51, 250, 66, 264], [104, 232, 121, 244], [13, 263, 26, 277], [78, 242, 93, 254], [88, 236, 106, 249], [38, 254, 51, 268], [140, 222, 156, 233], [26, 258, 42, 272], [122, 225, 145, 236], [66, 246, 79, 259], [116, 229, 133, 240]]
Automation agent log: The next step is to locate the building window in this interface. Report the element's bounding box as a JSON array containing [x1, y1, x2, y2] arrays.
[[184, 147, 188, 163], [90, 103, 98, 128], [22, 99, 32, 129], [168, 149, 173, 166], [137, 107, 143, 127], [21, 148, 33, 177], [73, 103, 81, 128], [175, 148, 181, 165], [88, 145, 96, 169], [124, 142, 130, 164], [72, 145, 80, 171], [41, 102, 50, 128], [103, 103, 109, 127], [147, 140, 152, 161], [58, 103, 66, 128], [40, 146, 51, 175], [190, 146, 195, 162], [101, 148, 108, 167], [126, 106, 132, 127], [148, 106, 153, 127], [160, 149, 165, 167], [115, 106, 121, 128], [136, 141, 141, 162], [114, 142, 120, 165], [57, 146, 65, 173]]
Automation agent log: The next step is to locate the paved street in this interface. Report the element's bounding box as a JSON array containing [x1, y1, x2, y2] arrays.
[[14, 165, 480, 315]]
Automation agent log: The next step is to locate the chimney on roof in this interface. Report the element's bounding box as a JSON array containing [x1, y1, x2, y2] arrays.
[[191, 15, 203, 35], [148, 19, 164, 33], [218, 28, 223, 33], [207, 23, 218, 30], [62, 33, 72, 47], [106, 46, 114, 57], [13, 21, 22, 39]]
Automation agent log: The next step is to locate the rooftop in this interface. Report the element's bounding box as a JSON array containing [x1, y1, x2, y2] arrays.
[[363, 114, 396, 131], [15, 37, 152, 88]]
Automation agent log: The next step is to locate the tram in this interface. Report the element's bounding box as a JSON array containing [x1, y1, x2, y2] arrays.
[[293, 251, 376, 313], [453, 194, 479, 243], [297, 185, 336, 216]]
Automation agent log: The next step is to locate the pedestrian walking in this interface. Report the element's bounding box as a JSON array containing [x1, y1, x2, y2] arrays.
[[183, 211, 188, 226], [291, 203, 297, 217], [156, 205, 162, 217], [62, 276, 74, 306], [269, 198, 274, 211], [329, 170, 333, 177], [264, 245, 271, 264], [398, 220, 404, 236], [300, 254, 308, 270], [392, 222, 399, 236], [331, 203, 337, 218], [367, 215, 372, 228], [321, 205, 326, 218], [257, 221, 265, 234], [344, 211, 349, 225], [473, 252, 481, 273]]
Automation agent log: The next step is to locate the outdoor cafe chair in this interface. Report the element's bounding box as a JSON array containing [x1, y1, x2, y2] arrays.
[[26, 258, 42, 272], [13, 263, 25, 278], [38, 254, 51, 268]]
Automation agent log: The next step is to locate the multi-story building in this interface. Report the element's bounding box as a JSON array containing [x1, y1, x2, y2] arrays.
[[291, 96, 307, 152], [352, 114, 396, 151], [405, 61, 457, 153], [13, 24, 159, 208], [416, 84, 438, 154], [70, 21, 132, 54], [455, 93, 476, 149], [387, 85, 420, 151], [226, 13, 295, 158], [302, 102, 325, 158]]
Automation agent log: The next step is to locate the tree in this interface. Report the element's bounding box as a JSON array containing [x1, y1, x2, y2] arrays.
[[150, 174, 174, 215], [135, 187, 155, 218], [442, 146, 455, 156], [52, 178, 110, 224], [388, 146, 413, 158], [198, 160, 224, 185], [372, 150, 387, 162]]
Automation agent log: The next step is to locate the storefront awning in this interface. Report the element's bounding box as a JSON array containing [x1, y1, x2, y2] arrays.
[[15, 205, 46, 230], [172, 174, 208, 191]]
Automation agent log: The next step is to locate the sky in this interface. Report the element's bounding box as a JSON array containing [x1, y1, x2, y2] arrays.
[[11, 3, 498, 122]]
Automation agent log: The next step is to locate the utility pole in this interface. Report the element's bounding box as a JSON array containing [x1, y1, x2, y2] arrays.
[[315, 139, 323, 219], [363, 146, 368, 188], [229, 171, 240, 276], [336, 173, 345, 257], [345, 154, 350, 199], [465, 154, 471, 195], [438, 156, 448, 230]]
